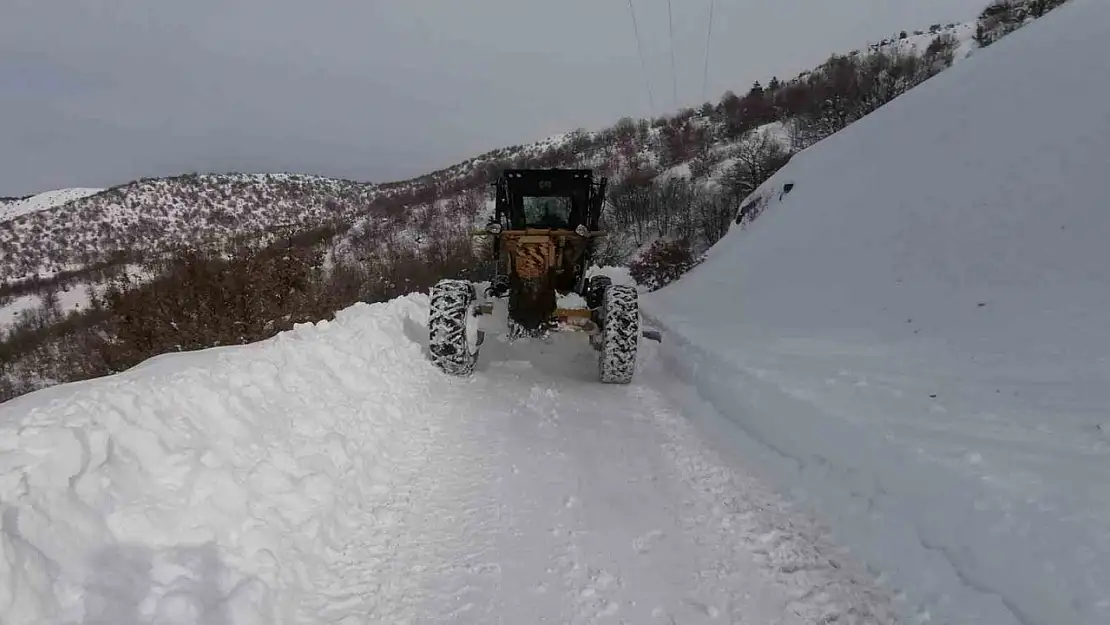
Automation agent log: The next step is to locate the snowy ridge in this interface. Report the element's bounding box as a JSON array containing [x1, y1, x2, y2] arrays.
[[0, 293, 900, 623], [0, 173, 383, 283], [0, 188, 103, 223], [862, 22, 978, 64], [645, 1, 1110, 623]]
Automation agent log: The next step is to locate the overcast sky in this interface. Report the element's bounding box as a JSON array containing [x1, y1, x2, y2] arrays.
[[1, 0, 986, 197]]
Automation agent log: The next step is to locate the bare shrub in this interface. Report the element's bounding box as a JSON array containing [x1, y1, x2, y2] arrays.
[[629, 239, 700, 292], [975, 0, 1067, 47], [723, 130, 793, 202]]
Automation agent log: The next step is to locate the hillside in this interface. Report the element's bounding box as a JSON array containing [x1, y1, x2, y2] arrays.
[[644, 0, 1109, 623], [0, 188, 104, 223], [0, 174, 386, 284]]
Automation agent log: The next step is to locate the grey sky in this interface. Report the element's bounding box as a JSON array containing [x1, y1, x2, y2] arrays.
[[1, 0, 985, 197]]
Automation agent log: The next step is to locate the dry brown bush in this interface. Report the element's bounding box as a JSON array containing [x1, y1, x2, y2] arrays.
[[1, 222, 482, 402], [629, 239, 700, 292]]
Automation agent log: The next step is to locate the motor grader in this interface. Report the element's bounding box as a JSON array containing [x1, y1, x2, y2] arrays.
[[427, 168, 640, 384]]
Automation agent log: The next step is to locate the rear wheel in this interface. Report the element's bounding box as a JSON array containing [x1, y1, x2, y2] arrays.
[[429, 279, 480, 376], [598, 284, 639, 384]]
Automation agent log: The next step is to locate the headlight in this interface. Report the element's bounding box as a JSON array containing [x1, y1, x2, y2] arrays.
[[486, 222, 503, 234], [575, 224, 589, 237]]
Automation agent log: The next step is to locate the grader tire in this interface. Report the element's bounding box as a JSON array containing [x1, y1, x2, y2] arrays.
[[586, 275, 612, 310], [429, 279, 479, 376], [598, 284, 639, 384]]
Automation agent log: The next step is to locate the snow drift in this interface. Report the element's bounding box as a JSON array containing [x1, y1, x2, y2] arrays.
[[0, 297, 445, 623], [645, 1, 1110, 624]]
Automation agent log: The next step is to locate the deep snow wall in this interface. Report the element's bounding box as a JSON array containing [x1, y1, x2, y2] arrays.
[[0, 296, 457, 624], [645, 1, 1110, 623]]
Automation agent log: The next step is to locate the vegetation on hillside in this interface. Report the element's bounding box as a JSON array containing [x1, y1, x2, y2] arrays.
[[974, 0, 1069, 47]]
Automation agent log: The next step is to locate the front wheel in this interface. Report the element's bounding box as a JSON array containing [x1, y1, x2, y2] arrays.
[[598, 284, 639, 384], [586, 274, 612, 310], [429, 279, 480, 376]]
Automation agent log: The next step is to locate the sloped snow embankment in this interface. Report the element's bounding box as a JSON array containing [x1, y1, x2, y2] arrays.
[[0, 292, 900, 624], [0, 296, 452, 623], [644, 2, 1110, 624]]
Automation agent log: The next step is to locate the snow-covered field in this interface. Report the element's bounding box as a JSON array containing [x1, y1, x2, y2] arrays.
[[645, 1, 1110, 624], [0, 264, 150, 334], [0, 188, 103, 222], [0, 294, 895, 624], [0, 286, 91, 329]]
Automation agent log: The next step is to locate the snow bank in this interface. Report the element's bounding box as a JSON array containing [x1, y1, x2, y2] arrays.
[[586, 265, 635, 288], [0, 188, 103, 222], [645, 1, 1110, 624], [555, 292, 586, 309], [0, 295, 448, 624]]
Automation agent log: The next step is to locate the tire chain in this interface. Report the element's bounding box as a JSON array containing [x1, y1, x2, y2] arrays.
[[429, 279, 477, 376], [599, 284, 639, 384]]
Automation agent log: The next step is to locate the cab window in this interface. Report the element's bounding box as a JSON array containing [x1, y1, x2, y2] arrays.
[[522, 196, 572, 228]]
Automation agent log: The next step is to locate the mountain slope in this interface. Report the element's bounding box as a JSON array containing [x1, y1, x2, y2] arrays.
[[645, 1, 1110, 624], [0, 288, 899, 624], [0, 188, 104, 223], [0, 174, 385, 283]]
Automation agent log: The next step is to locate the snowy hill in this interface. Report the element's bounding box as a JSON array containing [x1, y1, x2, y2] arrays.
[[0, 174, 387, 283], [645, 1, 1110, 624], [0, 188, 104, 223], [0, 140, 596, 288], [869, 21, 977, 59]]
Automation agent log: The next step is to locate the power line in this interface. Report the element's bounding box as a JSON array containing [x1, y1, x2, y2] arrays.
[[702, 0, 716, 104], [667, 0, 678, 109], [626, 0, 655, 116]]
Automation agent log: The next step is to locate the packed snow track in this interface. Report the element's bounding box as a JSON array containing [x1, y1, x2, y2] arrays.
[[0, 294, 897, 624]]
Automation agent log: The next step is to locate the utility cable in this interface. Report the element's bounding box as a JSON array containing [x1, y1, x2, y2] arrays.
[[667, 0, 678, 109], [626, 0, 655, 116], [702, 0, 716, 104]]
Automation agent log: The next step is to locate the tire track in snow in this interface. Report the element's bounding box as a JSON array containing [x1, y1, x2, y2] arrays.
[[400, 318, 901, 624], [631, 382, 901, 625]]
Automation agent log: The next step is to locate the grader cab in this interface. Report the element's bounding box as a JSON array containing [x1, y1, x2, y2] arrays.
[[427, 168, 640, 384]]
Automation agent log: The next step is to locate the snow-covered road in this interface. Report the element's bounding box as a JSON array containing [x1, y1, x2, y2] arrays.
[[0, 294, 895, 624], [394, 307, 896, 624]]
